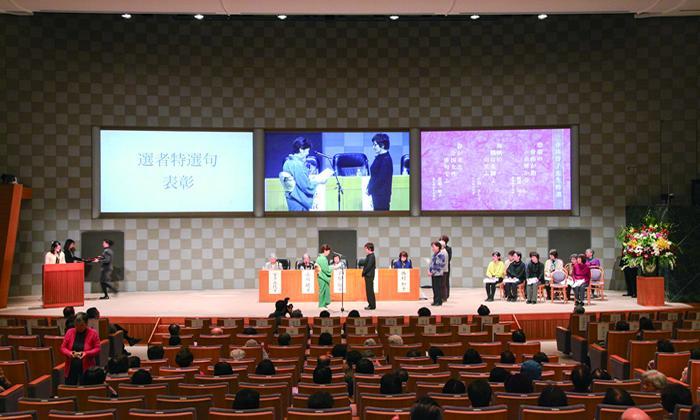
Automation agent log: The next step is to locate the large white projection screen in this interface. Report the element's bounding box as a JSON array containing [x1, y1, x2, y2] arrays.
[[96, 129, 254, 214]]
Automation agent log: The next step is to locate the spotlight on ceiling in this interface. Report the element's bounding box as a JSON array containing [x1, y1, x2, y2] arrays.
[[121, 13, 132, 19], [277, 15, 287, 20], [537, 14, 548, 20], [194, 14, 204, 20], [470, 14, 480, 20], [389, 15, 399, 20]]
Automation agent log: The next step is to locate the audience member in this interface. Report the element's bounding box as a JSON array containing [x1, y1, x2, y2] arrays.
[[175, 348, 194, 368], [489, 367, 511, 383], [571, 364, 592, 393], [308, 391, 334, 409], [520, 360, 542, 381], [428, 347, 444, 363], [210, 327, 223, 335], [106, 355, 129, 375], [147, 345, 164, 360], [364, 338, 377, 346], [317, 355, 331, 368], [477, 304, 491, 316], [396, 368, 409, 384], [660, 383, 692, 414], [615, 320, 631, 331], [168, 324, 180, 336], [467, 379, 492, 408], [406, 349, 423, 358], [82, 366, 107, 385], [255, 359, 276, 375], [410, 398, 443, 420], [532, 352, 549, 365], [592, 368, 612, 380], [388, 334, 403, 346], [130, 369, 152, 385], [356, 358, 375, 374], [380, 373, 403, 395], [511, 329, 526, 343], [332, 344, 347, 358], [505, 373, 533, 394], [603, 388, 635, 406], [168, 336, 181, 346], [242, 327, 258, 335], [232, 389, 260, 410], [462, 348, 482, 365], [277, 333, 291, 346], [313, 366, 332, 384], [500, 351, 516, 364], [621, 407, 652, 420], [319, 310, 331, 318], [641, 370, 667, 392], [442, 379, 466, 394], [418, 307, 432, 317], [128, 356, 140, 369], [230, 348, 246, 360], [214, 362, 234, 376], [538, 386, 568, 407], [318, 332, 333, 346]]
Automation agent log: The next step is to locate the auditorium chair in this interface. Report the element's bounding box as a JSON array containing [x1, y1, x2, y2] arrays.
[[533, 380, 574, 392], [46, 410, 115, 420], [291, 393, 351, 408], [596, 403, 665, 420], [6, 336, 40, 349], [297, 382, 347, 395], [0, 327, 27, 337], [17, 347, 63, 395], [349, 344, 385, 357], [185, 318, 211, 330], [673, 404, 693, 420], [29, 327, 59, 343], [117, 384, 168, 409], [159, 367, 200, 382], [629, 391, 661, 405], [267, 344, 304, 361], [289, 407, 352, 420], [519, 404, 585, 420], [209, 408, 274, 419], [405, 372, 450, 393], [541, 362, 579, 381], [440, 315, 469, 327], [360, 393, 415, 419], [364, 407, 410, 420], [156, 395, 212, 419], [0, 360, 52, 399], [587, 266, 605, 304], [387, 344, 422, 363], [232, 334, 269, 348], [193, 374, 239, 394], [139, 359, 168, 376], [394, 356, 431, 368], [590, 379, 641, 393], [225, 393, 283, 420], [0, 347, 13, 361], [176, 382, 229, 408], [426, 392, 470, 408], [508, 342, 541, 362], [17, 397, 76, 420], [151, 375, 187, 394], [565, 392, 605, 419], [655, 351, 691, 379], [85, 396, 145, 419], [237, 383, 288, 419], [676, 329, 700, 341], [468, 342, 503, 356], [458, 331, 490, 345], [104, 375, 129, 390], [608, 340, 657, 379], [56, 385, 110, 412], [458, 372, 490, 387], [0, 411, 37, 420], [128, 408, 196, 419], [442, 405, 508, 420], [415, 382, 444, 399], [588, 330, 637, 372], [493, 392, 539, 420], [642, 329, 674, 341], [189, 346, 222, 363]]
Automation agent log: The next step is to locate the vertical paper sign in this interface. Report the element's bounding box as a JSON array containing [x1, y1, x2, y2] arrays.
[[448, 317, 463, 326], [333, 269, 347, 294], [268, 270, 282, 295], [578, 315, 589, 332], [374, 269, 379, 293], [661, 321, 674, 331], [301, 270, 315, 294], [597, 323, 610, 341], [610, 314, 621, 323], [458, 324, 471, 334], [397, 269, 411, 293], [389, 326, 402, 335], [223, 319, 238, 328], [667, 313, 678, 321]]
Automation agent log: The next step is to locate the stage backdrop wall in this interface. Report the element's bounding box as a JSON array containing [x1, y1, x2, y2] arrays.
[[1, 15, 698, 296]]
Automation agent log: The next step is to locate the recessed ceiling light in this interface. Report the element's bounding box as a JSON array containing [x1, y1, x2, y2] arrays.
[[277, 15, 287, 20], [194, 14, 204, 20], [389, 15, 399, 20], [121, 13, 131, 19], [537, 14, 548, 20], [470, 14, 480, 20]]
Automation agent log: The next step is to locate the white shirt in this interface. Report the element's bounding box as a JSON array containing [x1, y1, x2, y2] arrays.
[[44, 251, 66, 265]]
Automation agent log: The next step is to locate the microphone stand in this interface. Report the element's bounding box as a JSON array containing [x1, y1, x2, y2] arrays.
[[317, 153, 343, 211]]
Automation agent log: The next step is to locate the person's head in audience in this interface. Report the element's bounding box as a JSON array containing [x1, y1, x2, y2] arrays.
[[505, 373, 533, 394], [489, 367, 511, 383], [73, 312, 88, 333], [213, 362, 233, 376], [274, 299, 287, 315], [63, 306, 75, 319], [615, 320, 631, 331], [361, 349, 375, 359], [380, 373, 403, 395], [388, 335, 403, 346], [308, 391, 334, 409], [243, 327, 258, 335], [347, 310, 360, 318], [245, 339, 259, 348], [319, 310, 330, 318], [511, 329, 526, 343], [233, 389, 260, 410], [317, 355, 331, 368], [657, 339, 675, 353], [500, 351, 516, 364], [573, 304, 586, 314], [621, 407, 653, 420], [332, 344, 347, 359], [345, 350, 362, 370], [168, 324, 180, 336], [130, 369, 152, 385], [291, 309, 303, 318], [175, 348, 194, 368], [230, 348, 246, 360], [520, 360, 542, 381], [81, 367, 106, 385], [210, 327, 223, 336], [356, 358, 375, 374], [318, 332, 333, 346], [128, 356, 141, 369], [691, 348, 700, 360], [603, 388, 635, 406], [467, 379, 492, 408], [396, 368, 409, 384], [639, 317, 654, 331], [591, 368, 612, 381], [532, 352, 549, 365], [571, 364, 592, 393], [277, 333, 291, 346], [168, 335, 181, 346], [442, 379, 466, 394], [313, 366, 332, 384], [410, 397, 443, 420], [477, 304, 491, 316], [661, 383, 692, 413], [641, 370, 667, 392], [86, 307, 100, 319], [255, 359, 276, 375], [462, 348, 482, 365], [147, 345, 164, 360], [107, 355, 129, 375], [418, 307, 432, 317], [406, 349, 422, 358], [428, 347, 444, 363], [364, 338, 377, 346], [538, 386, 568, 407]]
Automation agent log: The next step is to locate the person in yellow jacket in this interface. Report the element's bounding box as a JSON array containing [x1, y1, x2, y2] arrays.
[[484, 251, 506, 301]]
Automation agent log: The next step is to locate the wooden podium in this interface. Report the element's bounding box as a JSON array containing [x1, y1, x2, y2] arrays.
[[42, 263, 85, 308], [636, 276, 665, 307]]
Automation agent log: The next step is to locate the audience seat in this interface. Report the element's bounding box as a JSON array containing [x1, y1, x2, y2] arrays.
[[0, 360, 52, 399], [17, 397, 76, 420], [442, 405, 508, 420], [655, 351, 690, 379], [565, 392, 604, 419], [156, 395, 212, 419], [287, 407, 352, 420], [493, 392, 539, 420], [0, 411, 37, 420], [363, 407, 410, 420], [426, 392, 470, 408], [176, 382, 228, 408], [85, 396, 145, 419], [209, 408, 273, 419], [519, 404, 585, 420], [291, 393, 350, 408], [128, 408, 196, 419], [193, 374, 239, 394], [118, 384, 168, 409], [46, 410, 115, 420], [590, 379, 641, 393], [56, 385, 110, 412]]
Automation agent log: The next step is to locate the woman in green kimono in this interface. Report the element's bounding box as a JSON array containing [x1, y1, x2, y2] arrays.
[[315, 244, 332, 308]]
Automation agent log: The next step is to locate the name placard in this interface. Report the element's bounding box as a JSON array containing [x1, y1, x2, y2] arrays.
[[301, 270, 315, 294], [397, 269, 411, 293], [268, 270, 282, 295]]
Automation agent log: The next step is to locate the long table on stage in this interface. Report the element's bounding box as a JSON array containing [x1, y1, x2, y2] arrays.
[[258, 268, 420, 303]]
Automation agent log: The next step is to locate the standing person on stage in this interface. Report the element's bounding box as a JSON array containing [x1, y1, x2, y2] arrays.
[[525, 252, 545, 304], [45, 241, 66, 265], [393, 251, 412, 269], [544, 249, 564, 300], [572, 254, 591, 306], [61, 312, 101, 385], [440, 235, 452, 302], [314, 244, 332, 309], [296, 253, 314, 270], [438, 239, 450, 302], [366, 133, 393, 211], [621, 250, 637, 298], [504, 251, 526, 302], [94, 239, 117, 300], [358, 242, 377, 310], [63, 239, 83, 263], [484, 251, 505, 302], [428, 241, 447, 306]]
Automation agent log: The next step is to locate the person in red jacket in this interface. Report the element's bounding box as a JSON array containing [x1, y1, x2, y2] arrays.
[[571, 254, 591, 306], [61, 312, 101, 385]]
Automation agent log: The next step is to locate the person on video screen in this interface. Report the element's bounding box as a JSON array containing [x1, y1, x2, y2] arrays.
[[366, 133, 393, 211], [281, 137, 319, 211]]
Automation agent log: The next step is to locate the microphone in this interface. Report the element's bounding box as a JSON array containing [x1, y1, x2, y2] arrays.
[[315, 151, 333, 160]]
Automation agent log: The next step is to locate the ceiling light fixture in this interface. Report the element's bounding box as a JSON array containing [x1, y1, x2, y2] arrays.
[[470, 14, 480, 20], [389, 15, 399, 20], [121, 13, 131, 19], [537, 14, 548, 20], [277, 15, 287, 20], [194, 14, 204, 20]]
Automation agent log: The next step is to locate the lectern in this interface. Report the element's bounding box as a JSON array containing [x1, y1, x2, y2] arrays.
[[42, 263, 85, 308]]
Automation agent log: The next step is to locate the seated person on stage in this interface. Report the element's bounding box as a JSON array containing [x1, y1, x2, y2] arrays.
[[571, 254, 591, 306], [585, 248, 601, 268], [504, 251, 526, 302], [544, 249, 563, 300], [393, 251, 412, 268], [564, 253, 578, 300], [331, 253, 346, 270], [45, 240, 66, 264], [263, 254, 283, 270], [525, 252, 544, 304], [484, 251, 505, 302], [296, 253, 314, 270]]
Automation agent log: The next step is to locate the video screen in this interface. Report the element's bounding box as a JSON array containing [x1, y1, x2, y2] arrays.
[[99, 129, 254, 213], [264, 131, 410, 212], [421, 128, 572, 212]]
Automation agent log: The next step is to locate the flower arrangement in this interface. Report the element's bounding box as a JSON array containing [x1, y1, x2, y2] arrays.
[[618, 213, 678, 276]]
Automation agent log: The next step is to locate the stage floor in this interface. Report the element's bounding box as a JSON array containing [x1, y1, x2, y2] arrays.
[[0, 288, 691, 319]]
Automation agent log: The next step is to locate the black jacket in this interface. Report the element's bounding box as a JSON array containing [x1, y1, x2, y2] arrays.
[[526, 261, 545, 284], [65, 249, 81, 263], [507, 260, 526, 283], [359, 253, 376, 278]]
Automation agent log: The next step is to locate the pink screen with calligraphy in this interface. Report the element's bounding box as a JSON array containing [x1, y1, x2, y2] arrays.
[[421, 128, 572, 211]]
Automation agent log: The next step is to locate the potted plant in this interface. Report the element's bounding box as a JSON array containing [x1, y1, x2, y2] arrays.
[[618, 213, 678, 276]]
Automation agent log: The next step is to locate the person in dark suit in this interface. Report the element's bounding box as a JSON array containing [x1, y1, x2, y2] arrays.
[[366, 133, 393, 211], [63, 239, 83, 263], [94, 239, 117, 299], [358, 242, 376, 310], [621, 251, 638, 298], [440, 235, 452, 301]]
